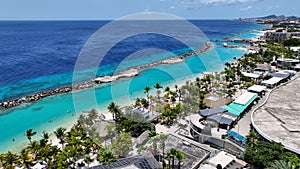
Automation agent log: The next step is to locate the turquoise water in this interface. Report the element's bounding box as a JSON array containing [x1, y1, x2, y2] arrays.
[[0, 47, 246, 152], [0, 20, 267, 153], [231, 31, 263, 40]]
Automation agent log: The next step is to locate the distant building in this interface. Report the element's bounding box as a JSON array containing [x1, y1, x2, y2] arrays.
[[277, 58, 300, 69], [264, 32, 300, 41], [255, 63, 271, 72]]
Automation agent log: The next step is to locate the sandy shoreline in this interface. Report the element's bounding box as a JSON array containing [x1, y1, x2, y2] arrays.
[[0, 42, 211, 110]]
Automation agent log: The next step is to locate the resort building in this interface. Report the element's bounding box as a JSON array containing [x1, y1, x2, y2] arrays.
[[163, 134, 210, 169], [199, 151, 247, 169], [203, 94, 232, 108], [241, 72, 262, 81], [226, 130, 247, 148], [261, 71, 292, 88], [276, 58, 300, 69], [264, 31, 300, 41], [89, 153, 161, 169], [132, 107, 150, 118], [255, 63, 271, 72], [206, 151, 236, 169], [190, 113, 206, 135], [247, 85, 267, 97], [222, 92, 258, 118], [190, 107, 237, 136], [190, 92, 258, 136], [261, 77, 283, 88], [200, 108, 237, 130]]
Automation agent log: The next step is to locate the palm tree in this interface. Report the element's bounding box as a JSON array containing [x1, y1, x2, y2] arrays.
[[112, 132, 133, 158], [19, 149, 33, 169], [154, 83, 163, 98], [246, 131, 260, 148], [25, 129, 37, 145], [0, 153, 4, 167], [174, 84, 178, 92], [87, 109, 99, 124], [37, 145, 55, 167], [2, 151, 20, 169], [107, 102, 121, 121], [178, 89, 182, 101], [105, 124, 115, 144], [54, 127, 66, 149], [84, 155, 94, 168], [40, 131, 50, 147], [148, 131, 157, 138], [97, 147, 117, 165], [164, 87, 170, 92], [135, 98, 141, 107], [144, 86, 151, 100], [167, 148, 177, 169], [175, 150, 186, 169], [77, 114, 87, 126], [149, 135, 160, 157], [158, 134, 168, 163], [108, 102, 117, 120], [28, 140, 40, 159], [161, 105, 178, 126], [267, 160, 296, 169]]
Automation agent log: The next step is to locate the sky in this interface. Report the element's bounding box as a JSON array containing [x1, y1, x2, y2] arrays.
[[0, 0, 299, 20]]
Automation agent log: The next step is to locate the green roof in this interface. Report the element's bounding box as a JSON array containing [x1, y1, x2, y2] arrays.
[[222, 92, 258, 116], [221, 105, 241, 116]]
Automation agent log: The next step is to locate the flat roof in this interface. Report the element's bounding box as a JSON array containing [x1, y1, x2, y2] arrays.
[[207, 114, 233, 125], [222, 92, 258, 116], [248, 85, 267, 93], [272, 72, 290, 79], [208, 151, 236, 168], [255, 63, 271, 71], [242, 72, 260, 79], [165, 134, 210, 169], [234, 92, 257, 105], [277, 58, 300, 63], [199, 107, 227, 117], [90, 153, 161, 169], [199, 164, 216, 169], [252, 77, 300, 154], [204, 94, 232, 108], [222, 105, 242, 116], [190, 113, 205, 130], [261, 77, 283, 85], [227, 130, 246, 143]]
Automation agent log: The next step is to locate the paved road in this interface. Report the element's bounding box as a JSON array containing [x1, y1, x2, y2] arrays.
[[231, 93, 268, 137]]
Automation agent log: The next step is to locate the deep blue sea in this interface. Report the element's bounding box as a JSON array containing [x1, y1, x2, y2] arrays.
[[0, 20, 267, 152]]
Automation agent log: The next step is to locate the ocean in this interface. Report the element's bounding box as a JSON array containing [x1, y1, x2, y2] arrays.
[[0, 20, 267, 152]]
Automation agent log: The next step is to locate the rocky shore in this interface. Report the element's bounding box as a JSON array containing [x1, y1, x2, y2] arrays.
[[0, 42, 211, 110]]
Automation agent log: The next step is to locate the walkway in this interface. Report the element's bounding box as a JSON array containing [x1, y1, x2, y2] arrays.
[[231, 93, 268, 137]]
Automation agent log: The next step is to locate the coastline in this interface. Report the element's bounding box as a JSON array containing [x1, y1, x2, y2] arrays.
[[0, 46, 247, 153], [0, 23, 264, 153], [0, 42, 212, 111]]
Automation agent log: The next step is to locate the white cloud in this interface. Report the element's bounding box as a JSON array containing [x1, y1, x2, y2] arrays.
[[199, 0, 257, 5], [175, 0, 262, 9], [240, 5, 252, 11]]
